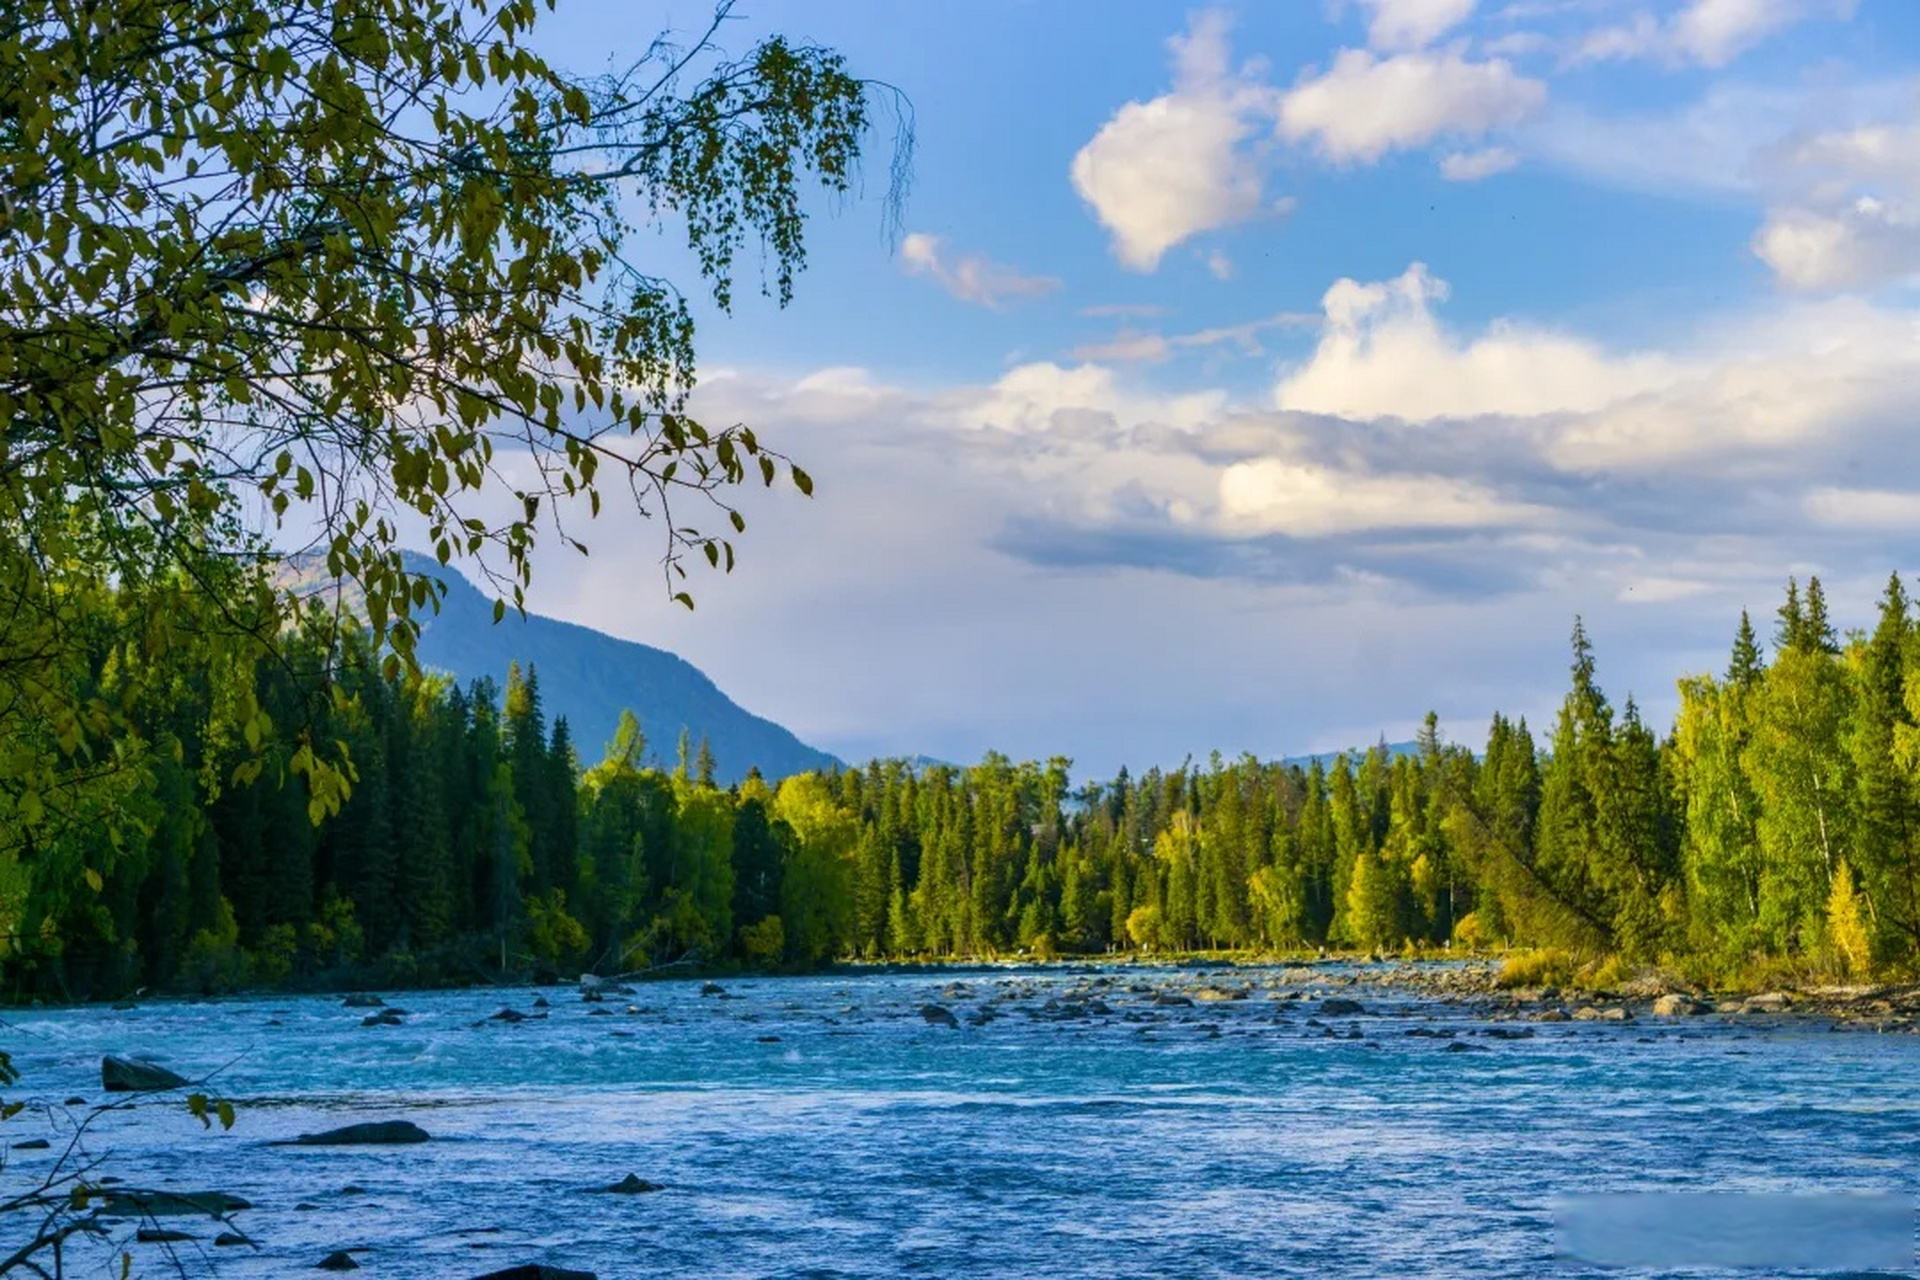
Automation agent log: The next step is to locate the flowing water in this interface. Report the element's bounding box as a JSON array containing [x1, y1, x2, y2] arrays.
[[3, 965, 1916, 1278]]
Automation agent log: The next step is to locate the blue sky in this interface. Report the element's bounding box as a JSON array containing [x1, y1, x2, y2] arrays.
[[492, 0, 1920, 775]]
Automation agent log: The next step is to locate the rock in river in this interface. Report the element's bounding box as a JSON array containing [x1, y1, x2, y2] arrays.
[[317, 1251, 360, 1271], [1653, 993, 1708, 1017], [471, 1266, 598, 1280], [919, 1004, 960, 1028], [101, 1055, 190, 1092], [287, 1120, 431, 1146], [101, 1190, 251, 1217], [586, 1173, 663, 1194], [1318, 998, 1366, 1017]]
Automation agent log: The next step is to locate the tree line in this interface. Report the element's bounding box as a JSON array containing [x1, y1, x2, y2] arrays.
[[3, 574, 1917, 998]]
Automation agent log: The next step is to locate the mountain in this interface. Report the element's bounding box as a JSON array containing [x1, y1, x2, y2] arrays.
[[1281, 740, 1422, 770], [297, 552, 841, 784]]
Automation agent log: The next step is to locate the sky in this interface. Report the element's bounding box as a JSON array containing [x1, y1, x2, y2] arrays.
[[475, 0, 1920, 776]]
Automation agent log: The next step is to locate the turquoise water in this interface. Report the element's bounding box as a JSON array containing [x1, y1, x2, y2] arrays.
[[3, 966, 1916, 1278]]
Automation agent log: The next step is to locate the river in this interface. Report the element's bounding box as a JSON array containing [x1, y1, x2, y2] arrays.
[[3, 964, 1916, 1278]]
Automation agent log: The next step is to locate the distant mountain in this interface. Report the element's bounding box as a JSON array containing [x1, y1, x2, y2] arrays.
[[1281, 740, 1421, 770], [292, 552, 841, 784]]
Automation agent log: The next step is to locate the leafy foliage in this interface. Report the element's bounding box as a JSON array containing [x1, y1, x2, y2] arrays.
[[1, 0, 899, 883]]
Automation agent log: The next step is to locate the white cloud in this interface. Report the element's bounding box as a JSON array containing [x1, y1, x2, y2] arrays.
[[899, 232, 1060, 307], [1070, 11, 1284, 270], [957, 361, 1230, 436], [1750, 118, 1920, 290], [1573, 0, 1855, 69], [1354, 0, 1479, 52], [1673, 0, 1849, 67], [1271, 262, 1920, 476], [1070, 310, 1321, 364], [1804, 486, 1920, 530], [1218, 457, 1543, 535], [1753, 199, 1920, 290], [1206, 250, 1236, 281], [1440, 145, 1520, 179], [1279, 49, 1547, 164], [1275, 263, 1678, 420]]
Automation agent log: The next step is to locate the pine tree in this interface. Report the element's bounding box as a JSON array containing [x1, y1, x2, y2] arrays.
[[1728, 611, 1764, 687]]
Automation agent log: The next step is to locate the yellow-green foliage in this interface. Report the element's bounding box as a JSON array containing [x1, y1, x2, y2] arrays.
[[739, 914, 786, 965], [1827, 860, 1871, 978], [1452, 911, 1490, 951], [1497, 947, 1578, 989], [1125, 904, 1163, 952], [525, 889, 589, 965]]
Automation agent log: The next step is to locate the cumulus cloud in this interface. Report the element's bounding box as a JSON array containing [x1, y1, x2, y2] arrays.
[[1070, 11, 1284, 271], [1573, 0, 1855, 69], [1218, 457, 1545, 536], [1275, 263, 1679, 420], [1279, 49, 1546, 163], [1269, 262, 1920, 480], [899, 232, 1061, 307], [945, 361, 1232, 440], [1353, 0, 1479, 52], [1753, 199, 1920, 290], [1440, 145, 1520, 180], [1750, 119, 1920, 290]]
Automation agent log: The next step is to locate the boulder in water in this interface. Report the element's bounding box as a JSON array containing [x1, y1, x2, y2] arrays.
[[101, 1056, 190, 1092], [470, 1266, 598, 1280], [1651, 990, 1712, 1020], [342, 994, 384, 1008], [136, 1227, 197, 1243], [101, 1190, 251, 1217], [919, 1004, 960, 1029], [1318, 998, 1366, 1017], [317, 1251, 361, 1271], [215, 1232, 254, 1247], [586, 1173, 662, 1194], [1152, 993, 1194, 1008], [489, 1007, 527, 1023], [12, 1138, 50, 1150], [288, 1120, 430, 1146], [361, 1008, 406, 1027], [700, 982, 727, 996]]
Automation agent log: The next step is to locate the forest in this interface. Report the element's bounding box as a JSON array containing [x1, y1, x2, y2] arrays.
[[2, 572, 1914, 1000]]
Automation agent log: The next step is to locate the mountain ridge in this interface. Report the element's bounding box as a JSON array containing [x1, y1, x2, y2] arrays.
[[286, 551, 842, 784]]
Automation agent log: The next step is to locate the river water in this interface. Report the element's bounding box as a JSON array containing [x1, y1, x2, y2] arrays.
[[3, 965, 1916, 1278]]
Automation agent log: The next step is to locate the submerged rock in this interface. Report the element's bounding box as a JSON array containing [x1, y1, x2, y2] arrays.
[[470, 1266, 598, 1280], [101, 1055, 190, 1092], [342, 994, 385, 1008], [288, 1120, 431, 1146], [1153, 993, 1194, 1008], [586, 1173, 662, 1194], [700, 982, 727, 996], [489, 1007, 528, 1023], [361, 1009, 406, 1027], [1318, 998, 1365, 1017], [136, 1227, 197, 1243], [317, 1251, 361, 1271], [12, 1138, 50, 1150], [215, 1232, 254, 1247], [919, 1004, 960, 1029], [101, 1190, 251, 1217]]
